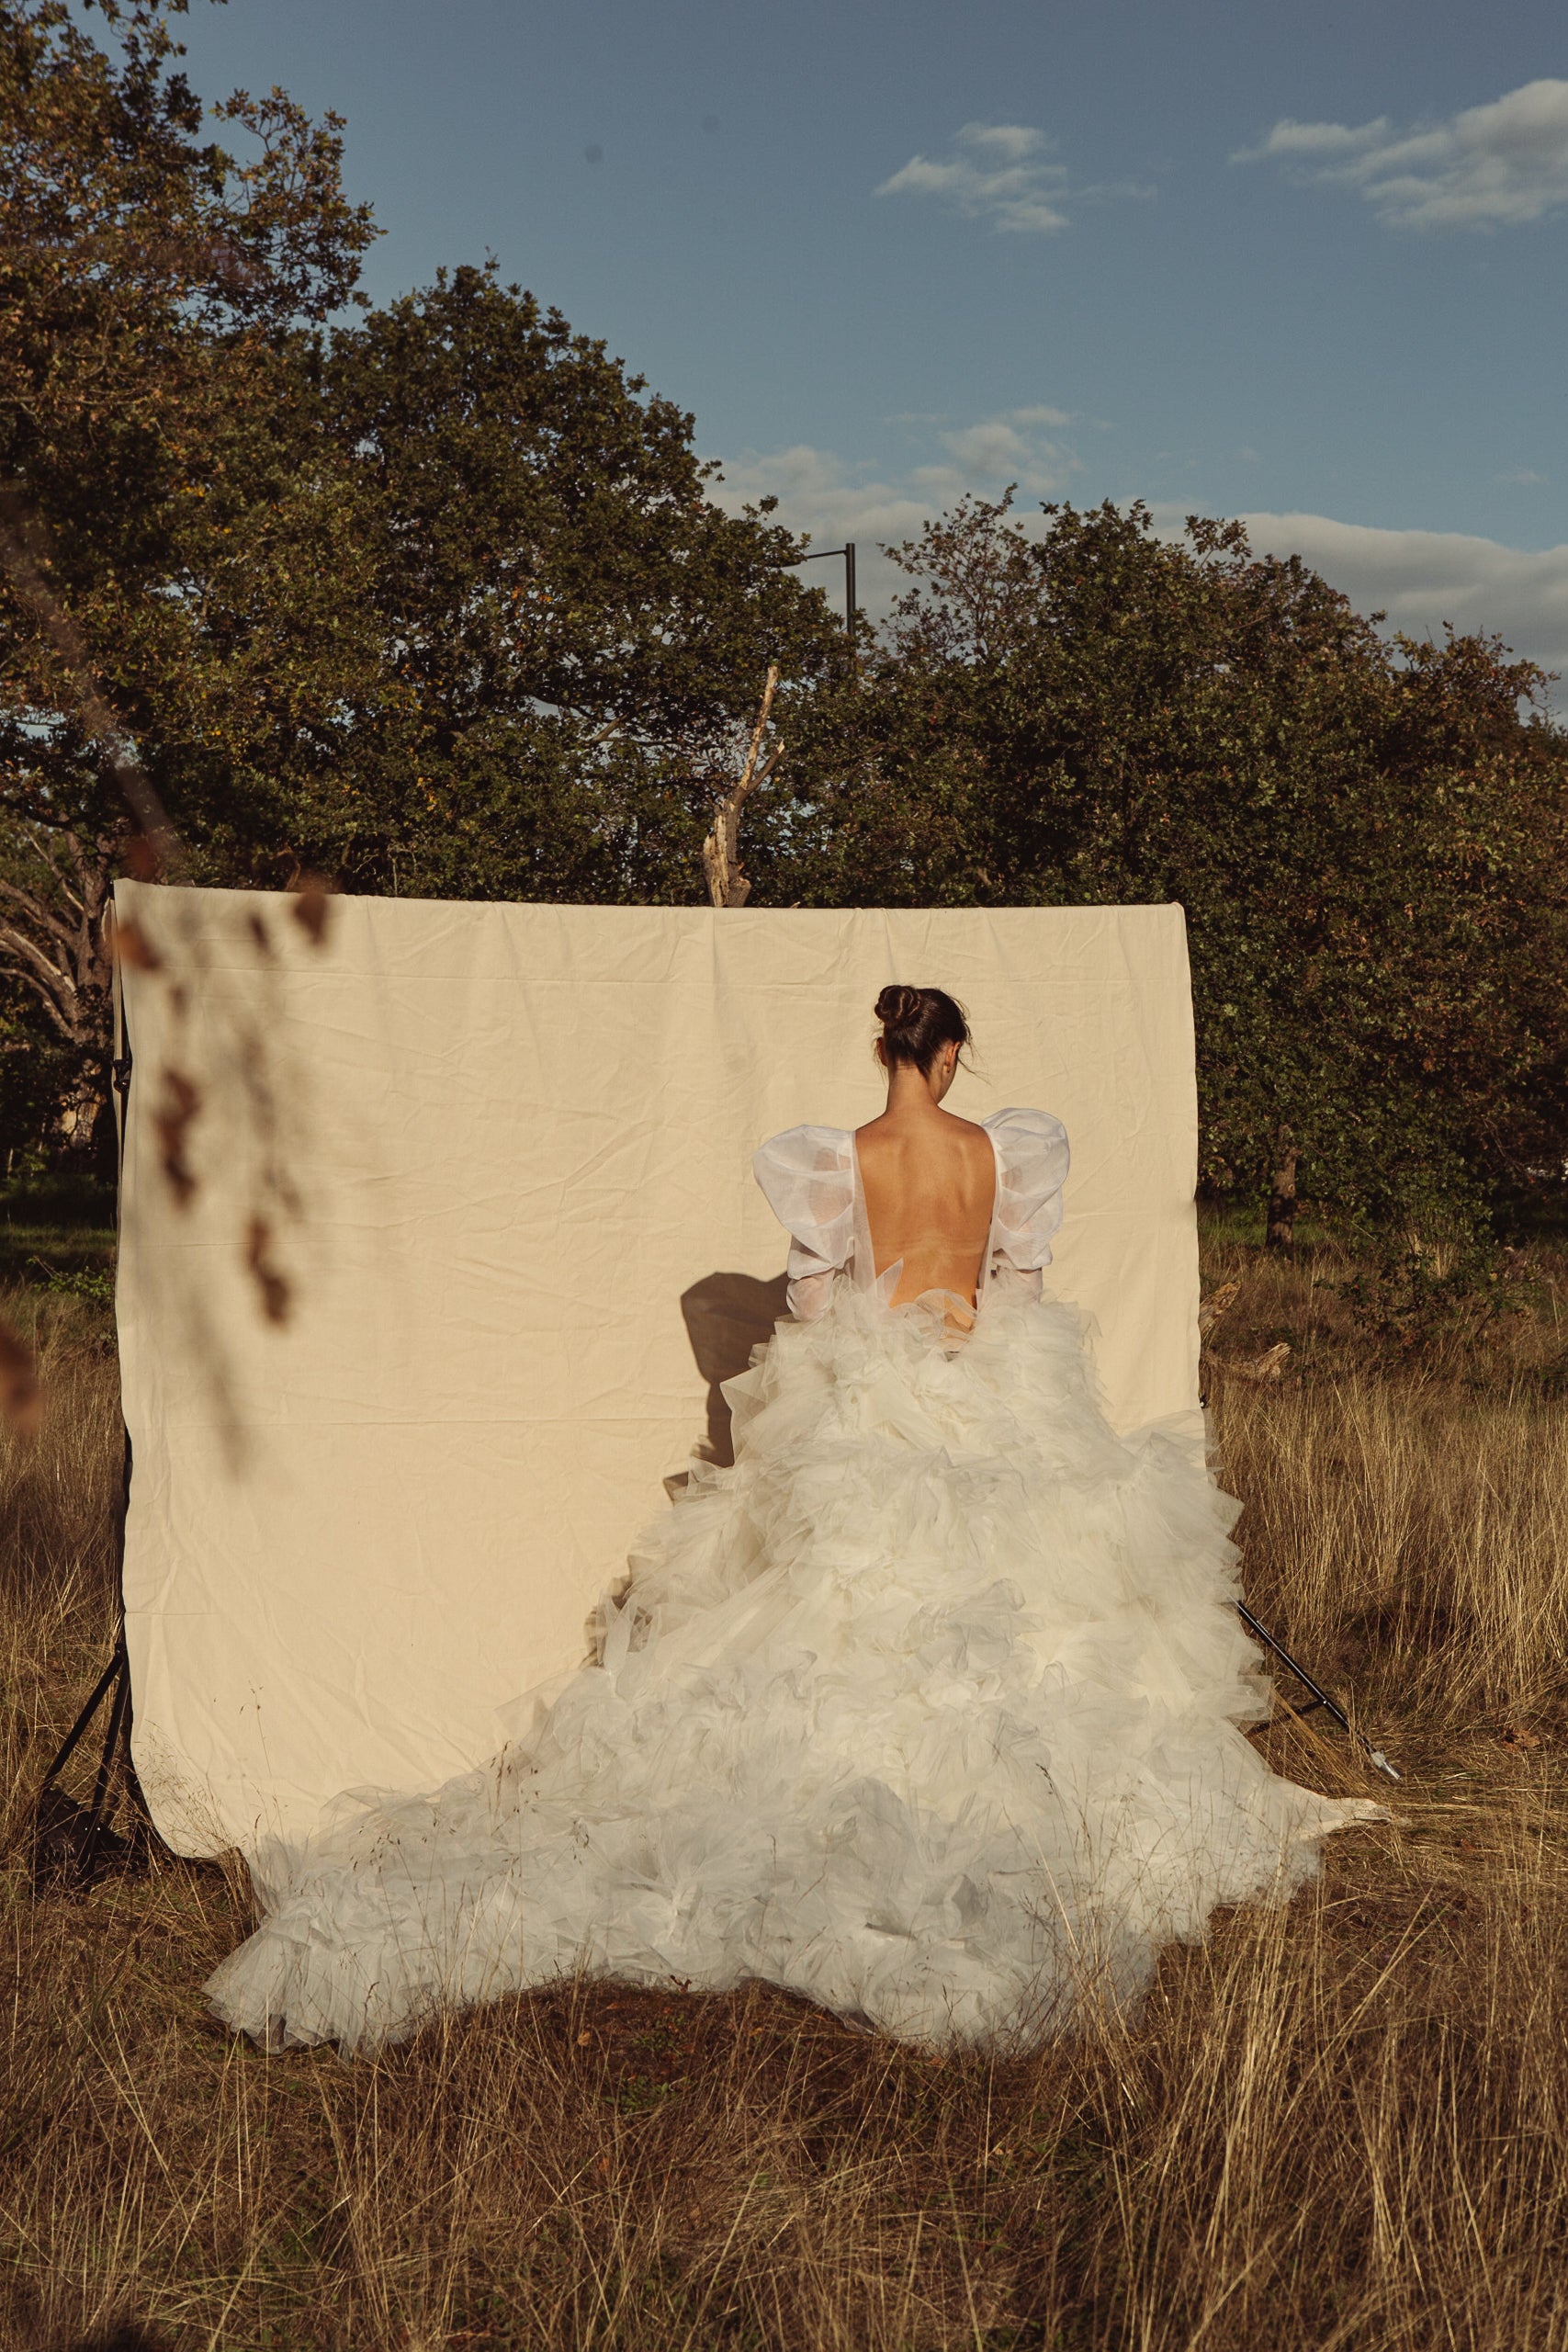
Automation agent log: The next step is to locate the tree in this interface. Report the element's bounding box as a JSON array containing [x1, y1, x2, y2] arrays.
[[276, 264, 840, 904], [1375, 629, 1568, 1215], [0, 0, 378, 1149], [106, 261, 842, 907], [0, 4, 845, 1156], [0, 820, 116, 1154], [758, 496, 1568, 1239]]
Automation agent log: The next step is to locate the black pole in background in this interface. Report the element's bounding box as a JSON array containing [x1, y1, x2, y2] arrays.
[[780, 543, 856, 657]]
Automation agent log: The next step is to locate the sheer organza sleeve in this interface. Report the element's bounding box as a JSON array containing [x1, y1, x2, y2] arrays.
[[752, 1125, 856, 1321], [983, 1107, 1070, 1301]]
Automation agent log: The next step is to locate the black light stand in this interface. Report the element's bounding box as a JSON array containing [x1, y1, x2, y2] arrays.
[[1236, 1600, 1400, 1782], [29, 990, 154, 1891]]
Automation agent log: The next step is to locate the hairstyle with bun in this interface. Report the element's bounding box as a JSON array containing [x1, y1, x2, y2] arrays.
[[873, 984, 971, 1077]]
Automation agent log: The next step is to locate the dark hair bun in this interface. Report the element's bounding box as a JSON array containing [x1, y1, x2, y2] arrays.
[[874, 984, 925, 1031], [873, 984, 972, 1077]]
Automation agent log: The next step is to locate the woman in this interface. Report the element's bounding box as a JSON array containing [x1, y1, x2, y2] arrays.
[[207, 985, 1381, 2053]]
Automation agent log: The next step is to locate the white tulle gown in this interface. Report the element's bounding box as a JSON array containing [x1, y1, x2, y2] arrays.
[[206, 1109, 1381, 2053]]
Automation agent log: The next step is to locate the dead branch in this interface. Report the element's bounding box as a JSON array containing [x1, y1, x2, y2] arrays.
[[703, 665, 783, 910], [1198, 1280, 1242, 1340], [1213, 1341, 1292, 1385]]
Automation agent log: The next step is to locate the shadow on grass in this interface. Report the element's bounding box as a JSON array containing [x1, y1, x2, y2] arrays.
[[64, 2326, 172, 2352]]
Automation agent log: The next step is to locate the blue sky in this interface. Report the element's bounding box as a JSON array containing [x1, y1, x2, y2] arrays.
[[173, 0, 1568, 676]]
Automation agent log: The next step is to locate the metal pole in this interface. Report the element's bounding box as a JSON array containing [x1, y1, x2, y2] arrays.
[[1235, 1600, 1400, 1781], [776, 547, 855, 655]]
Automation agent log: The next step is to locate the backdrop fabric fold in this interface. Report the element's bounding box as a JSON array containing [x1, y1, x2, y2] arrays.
[[112, 888, 1201, 1856]]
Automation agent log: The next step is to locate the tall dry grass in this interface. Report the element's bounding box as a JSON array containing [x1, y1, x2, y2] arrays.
[[4, 1251, 1568, 2351]]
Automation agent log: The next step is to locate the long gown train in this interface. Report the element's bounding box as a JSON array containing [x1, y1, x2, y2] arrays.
[[205, 1281, 1382, 2052]]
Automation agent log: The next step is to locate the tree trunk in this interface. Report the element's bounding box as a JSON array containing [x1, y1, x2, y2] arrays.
[[0, 825, 117, 1158], [55, 1057, 107, 1158], [702, 665, 783, 909], [1266, 1146, 1299, 1251]]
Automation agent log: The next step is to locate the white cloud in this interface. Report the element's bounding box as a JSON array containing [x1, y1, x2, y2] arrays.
[[1235, 78, 1568, 229], [1245, 118, 1392, 162], [939, 414, 1074, 481], [1162, 507, 1568, 677], [708, 411, 1081, 613], [713, 434, 1568, 681], [877, 121, 1070, 233], [874, 121, 1150, 235], [958, 123, 1043, 164], [711, 444, 935, 571]]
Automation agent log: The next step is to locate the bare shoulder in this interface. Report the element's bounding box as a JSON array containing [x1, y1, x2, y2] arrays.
[[854, 1111, 993, 1191], [937, 1109, 994, 1166], [856, 1110, 989, 1150]]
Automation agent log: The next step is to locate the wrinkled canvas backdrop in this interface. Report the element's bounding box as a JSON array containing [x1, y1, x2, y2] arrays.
[[113, 887, 1201, 1856]]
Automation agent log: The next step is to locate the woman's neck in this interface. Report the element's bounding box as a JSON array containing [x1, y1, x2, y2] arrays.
[[883, 1062, 944, 1121]]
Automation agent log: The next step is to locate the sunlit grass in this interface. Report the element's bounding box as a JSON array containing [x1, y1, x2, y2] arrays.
[[5, 1246, 1568, 2349]]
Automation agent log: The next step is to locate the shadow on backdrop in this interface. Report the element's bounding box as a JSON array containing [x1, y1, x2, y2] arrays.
[[679, 1271, 791, 1471]]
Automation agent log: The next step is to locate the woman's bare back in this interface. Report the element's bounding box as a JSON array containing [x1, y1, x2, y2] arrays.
[[854, 1109, 996, 1312]]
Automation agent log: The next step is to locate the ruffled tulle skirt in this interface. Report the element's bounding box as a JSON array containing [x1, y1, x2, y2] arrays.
[[205, 1284, 1382, 2052]]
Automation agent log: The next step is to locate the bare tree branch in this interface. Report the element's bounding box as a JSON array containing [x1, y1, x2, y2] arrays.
[[702, 665, 782, 910], [0, 873, 84, 953]]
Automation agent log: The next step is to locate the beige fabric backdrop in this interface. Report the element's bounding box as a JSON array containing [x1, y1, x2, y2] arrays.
[[113, 886, 1201, 1856]]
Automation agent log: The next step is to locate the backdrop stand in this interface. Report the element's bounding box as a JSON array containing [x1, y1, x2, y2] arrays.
[[29, 986, 158, 1892], [1236, 1600, 1401, 1781], [30, 1619, 152, 1893]]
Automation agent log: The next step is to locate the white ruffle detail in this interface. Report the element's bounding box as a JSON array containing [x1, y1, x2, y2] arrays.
[[752, 1106, 1070, 1317], [205, 1284, 1382, 2055], [751, 1125, 855, 1311], [984, 1106, 1069, 1273]]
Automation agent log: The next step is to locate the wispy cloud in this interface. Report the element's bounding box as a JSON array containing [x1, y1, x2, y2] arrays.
[[709, 409, 1082, 611], [716, 420, 1568, 679], [1156, 506, 1568, 677], [875, 121, 1151, 235], [1235, 77, 1568, 230], [936, 407, 1076, 484]]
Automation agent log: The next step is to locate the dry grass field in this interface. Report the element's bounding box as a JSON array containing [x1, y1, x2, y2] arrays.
[[5, 1232, 1568, 2351]]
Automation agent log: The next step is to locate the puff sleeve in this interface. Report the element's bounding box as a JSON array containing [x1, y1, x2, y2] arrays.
[[752, 1125, 856, 1320], [983, 1107, 1070, 1300]]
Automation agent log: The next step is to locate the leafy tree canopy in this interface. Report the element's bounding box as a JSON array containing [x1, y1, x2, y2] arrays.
[[1, 4, 1562, 1245], [0, 0, 841, 1150], [0, 0, 377, 1141], [757, 496, 1568, 1236], [270, 264, 842, 903]]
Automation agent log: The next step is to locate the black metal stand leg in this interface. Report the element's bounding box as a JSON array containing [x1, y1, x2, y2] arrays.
[[1235, 1600, 1401, 1782], [31, 1628, 142, 1891], [37, 1638, 124, 1791], [85, 1644, 132, 1845], [29, 994, 158, 1893]]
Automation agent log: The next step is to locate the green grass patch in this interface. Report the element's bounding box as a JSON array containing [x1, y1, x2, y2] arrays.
[[0, 1172, 116, 1289]]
